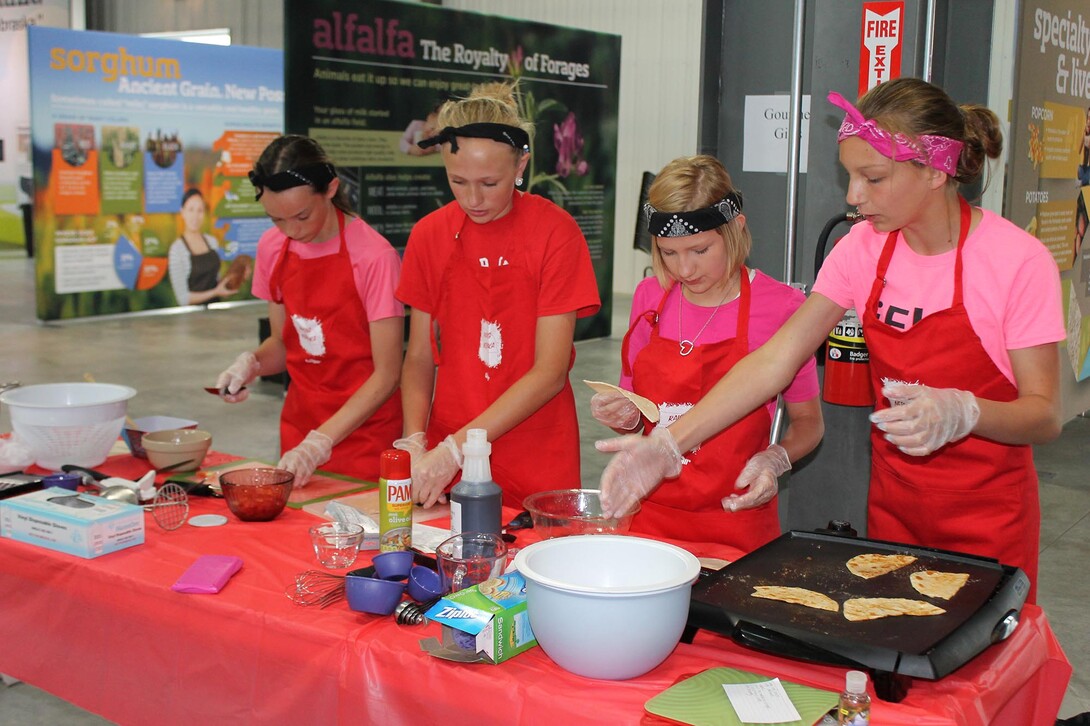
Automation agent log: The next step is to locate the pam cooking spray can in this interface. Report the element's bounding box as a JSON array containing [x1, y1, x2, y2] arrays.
[[379, 449, 412, 552]]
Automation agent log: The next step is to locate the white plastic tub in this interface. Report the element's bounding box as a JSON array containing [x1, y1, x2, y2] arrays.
[[513, 534, 700, 680], [1, 383, 137, 468]]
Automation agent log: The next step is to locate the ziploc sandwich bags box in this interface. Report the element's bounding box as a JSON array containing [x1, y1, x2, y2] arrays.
[[424, 571, 537, 664], [0, 487, 145, 558]]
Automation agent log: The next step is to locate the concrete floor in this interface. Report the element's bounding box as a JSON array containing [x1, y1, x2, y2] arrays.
[[0, 251, 1086, 723]]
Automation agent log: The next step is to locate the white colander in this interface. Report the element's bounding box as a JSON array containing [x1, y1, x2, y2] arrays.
[[0, 383, 137, 469]]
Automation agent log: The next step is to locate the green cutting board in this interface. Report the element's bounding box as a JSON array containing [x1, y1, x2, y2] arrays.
[[644, 667, 839, 726]]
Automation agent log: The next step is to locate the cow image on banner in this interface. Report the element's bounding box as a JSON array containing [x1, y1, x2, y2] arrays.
[[859, 1, 904, 97]]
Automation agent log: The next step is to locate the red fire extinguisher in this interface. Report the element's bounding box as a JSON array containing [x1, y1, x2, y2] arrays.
[[823, 308, 875, 406], [815, 212, 874, 406]]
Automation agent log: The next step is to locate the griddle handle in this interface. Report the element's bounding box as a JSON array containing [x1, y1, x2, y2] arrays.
[[732, 620, 864, 669]]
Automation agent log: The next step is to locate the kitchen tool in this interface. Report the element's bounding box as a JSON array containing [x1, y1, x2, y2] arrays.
[[164, 479, 222, 498], [435, 532, 507, 593], [141, 429, 212, 472], [686, 530, 1029, 690], [394, 595, 442, 625], [204, 386, 246, 395], [219, 467, 293, 521], [286, 570, 346, 608], [372, 550, 413, 580], [514, 534, 700, 680], [505, 509, 534, 531], [309, 522, 365, 568], [123, 415, 199, 459], [522, 489, 639, 538], [0, 382, 137, 469], [41, 472, 81, 491], [147, 483, 189, 531], [344, 567, 406, 615], [407, 565, 445, 602]]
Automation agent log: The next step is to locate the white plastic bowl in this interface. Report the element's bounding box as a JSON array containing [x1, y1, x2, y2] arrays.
[[0, 383, 137, 469], [513, 534, 700, 680]]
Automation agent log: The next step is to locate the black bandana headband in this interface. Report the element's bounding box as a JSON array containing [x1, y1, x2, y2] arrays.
[[418, 122, 531, 153], [248, 162, 337, 201], [643, 191, 744, 237]]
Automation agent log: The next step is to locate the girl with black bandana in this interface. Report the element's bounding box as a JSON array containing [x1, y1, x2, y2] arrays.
[[394, 82, 600, 509], [214, 135, 403, 486]]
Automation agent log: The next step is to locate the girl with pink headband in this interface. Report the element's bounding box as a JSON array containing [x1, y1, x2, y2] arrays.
[[597, 77, 1064, 603]]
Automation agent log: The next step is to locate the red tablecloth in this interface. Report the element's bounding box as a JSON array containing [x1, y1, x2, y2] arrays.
[[0, 454, 1071, 725]]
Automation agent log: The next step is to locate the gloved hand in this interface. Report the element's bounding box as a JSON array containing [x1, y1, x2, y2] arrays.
[[724, 444, 790, 512], [590, 391, 641, 431], [595, 426, 684, 518], [412, 435, 462, 507], [870, 382, 979, 456], [277, 430, 333, 488], [215, 351, 260, 403], [393, 431, 428, 463]]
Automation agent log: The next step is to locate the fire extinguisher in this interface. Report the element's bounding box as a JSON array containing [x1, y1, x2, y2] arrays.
[[815, 212, 874, 407]]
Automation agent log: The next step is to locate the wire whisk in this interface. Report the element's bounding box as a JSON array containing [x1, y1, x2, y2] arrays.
[[286, 570, 346, 608]]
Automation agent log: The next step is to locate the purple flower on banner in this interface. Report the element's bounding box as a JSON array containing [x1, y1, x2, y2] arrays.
[[554, 112, 588, 178], [509, 46, 524, 77]]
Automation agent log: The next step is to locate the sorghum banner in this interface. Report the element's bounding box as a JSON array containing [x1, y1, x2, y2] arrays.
[[283, 0, 620, 339]]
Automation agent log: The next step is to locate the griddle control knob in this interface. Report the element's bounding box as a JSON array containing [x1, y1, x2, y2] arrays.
[[991, 610, 1019, 643]]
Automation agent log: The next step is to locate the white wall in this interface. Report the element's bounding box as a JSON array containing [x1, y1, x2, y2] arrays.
[[443, 0, 704, 294]]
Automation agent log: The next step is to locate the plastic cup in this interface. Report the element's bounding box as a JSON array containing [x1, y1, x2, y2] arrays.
[[435, 532, 507, 593], [310, 522, 365, 569]]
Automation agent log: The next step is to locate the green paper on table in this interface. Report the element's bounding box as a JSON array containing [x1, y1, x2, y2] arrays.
[[644, 667, 839, 726], [179, 459, 375, 508]]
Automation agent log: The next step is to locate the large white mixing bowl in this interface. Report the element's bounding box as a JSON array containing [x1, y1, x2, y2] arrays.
[[513, 534, 700, 680], [0, 383, 137, 469]]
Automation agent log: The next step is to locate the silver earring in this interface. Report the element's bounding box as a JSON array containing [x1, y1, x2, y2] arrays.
[[515, 177, 524, 186]]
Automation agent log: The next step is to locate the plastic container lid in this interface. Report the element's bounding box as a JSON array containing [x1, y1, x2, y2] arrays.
[[462, 428, 490, 457], [380, 449, 410, 479], [845, 670, 868, 694]]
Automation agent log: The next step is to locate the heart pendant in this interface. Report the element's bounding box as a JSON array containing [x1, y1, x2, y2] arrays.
[[679, 340, 695, 356]]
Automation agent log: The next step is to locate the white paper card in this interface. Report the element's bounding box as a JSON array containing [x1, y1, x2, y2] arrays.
[[723, 678, 802, 723]]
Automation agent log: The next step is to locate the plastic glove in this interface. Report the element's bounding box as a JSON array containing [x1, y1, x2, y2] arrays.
[[724, 444, 790, 512], [392, 431, 428, 463], [590, 391, 641, 431], [411, 435, 462, 507], [0, 435, 34, 470], [869, 382, 979, 456], [595, 426, 684, 519], [215, 351, 260, 403], [277, 430, 333, 488]]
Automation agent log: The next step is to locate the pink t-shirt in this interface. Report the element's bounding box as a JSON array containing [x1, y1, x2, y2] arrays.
[[621, 268, 819, 418], [252, 215, 403, 322], [812, 208, 1064, 384]]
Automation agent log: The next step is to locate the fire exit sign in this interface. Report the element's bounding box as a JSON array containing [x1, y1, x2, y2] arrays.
[[859, 1, 904, 96]]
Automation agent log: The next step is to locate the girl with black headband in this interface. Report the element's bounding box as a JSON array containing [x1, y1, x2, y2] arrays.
[[598, 79, 1064, 601], [589, 155, 822, 551], [394, 82, 600, 509], [214, 135, 403, 486]]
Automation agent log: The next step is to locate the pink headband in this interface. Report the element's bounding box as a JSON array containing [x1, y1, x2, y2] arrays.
[[828, 91, 963, 176]]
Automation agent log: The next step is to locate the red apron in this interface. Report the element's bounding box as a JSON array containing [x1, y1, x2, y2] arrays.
[[269, 211, 403, 481], [863, 197, 1040, 602], [427, 206, 581, 509], [625, 269, 780, 551]]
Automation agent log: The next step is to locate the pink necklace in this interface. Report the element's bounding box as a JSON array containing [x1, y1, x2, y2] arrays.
[[677, 277, 737, 356]]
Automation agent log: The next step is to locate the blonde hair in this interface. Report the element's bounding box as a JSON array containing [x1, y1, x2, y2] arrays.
[[437, 81, 535, 148], [647, 155, 751, 289], [856, 77, 1002, 186]]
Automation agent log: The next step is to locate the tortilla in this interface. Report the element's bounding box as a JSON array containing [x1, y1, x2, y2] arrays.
[[910, 570, 970, 600], [843, 597, 946, 622], [751, 585, 839, 613], [846, 553, 918, 579], [583, 380, 660, 423]]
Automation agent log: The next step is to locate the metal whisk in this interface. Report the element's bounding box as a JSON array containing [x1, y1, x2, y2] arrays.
[[285, 570, 345, 608]]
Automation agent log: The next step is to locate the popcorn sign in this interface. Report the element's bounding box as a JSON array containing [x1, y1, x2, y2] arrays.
[[859, 1, 904, 97]]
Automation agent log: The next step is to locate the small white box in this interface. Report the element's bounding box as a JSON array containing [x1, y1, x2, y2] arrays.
[[0, 487, 145, 558]]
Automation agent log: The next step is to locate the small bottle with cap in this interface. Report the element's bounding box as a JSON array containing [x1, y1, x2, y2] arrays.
[[837, 670, 871, 725], [449, 428, 502, 537]]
